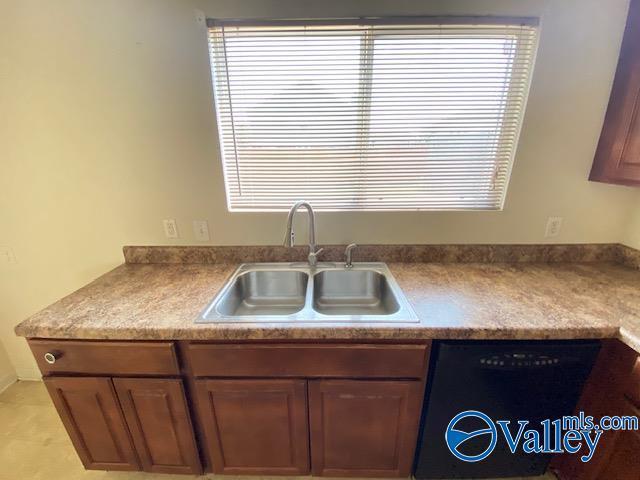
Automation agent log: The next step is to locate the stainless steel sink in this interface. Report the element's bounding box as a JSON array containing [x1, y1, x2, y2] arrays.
[[313, 270, 400, 315], [199, 262, 418, 323], [215, 270, 308, 316]]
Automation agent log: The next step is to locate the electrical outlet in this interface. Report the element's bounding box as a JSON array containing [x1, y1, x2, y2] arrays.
[[545, 217, 563, 238], [163, 219, 178, 238], [193, 220, 210, 242]]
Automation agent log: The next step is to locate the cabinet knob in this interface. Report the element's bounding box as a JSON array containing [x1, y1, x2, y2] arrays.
[[44, 351, 61, 365]]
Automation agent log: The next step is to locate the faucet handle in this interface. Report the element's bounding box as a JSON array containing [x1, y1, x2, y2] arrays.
[[345, 243, 357, 268], [308, 247, 324, 267]]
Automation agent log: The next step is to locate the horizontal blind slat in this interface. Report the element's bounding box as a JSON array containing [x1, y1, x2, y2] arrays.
[[208, 20, 537, 211]]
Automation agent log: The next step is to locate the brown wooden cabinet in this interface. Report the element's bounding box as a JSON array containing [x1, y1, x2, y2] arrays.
[[590, 0, 640, 186], [594, 400, 640, 480], [194, 379, 310, 475], [187, 341, 430, 477], [44, 377, 140, 472], [113, 378, 201, 475], [309, 380, 424, 478], [552, 340, 640, 480], [32, 339, 430, 477], [33, 340, 202, 475], [44, 376, 202, 475], [193, 378, 424, 478]]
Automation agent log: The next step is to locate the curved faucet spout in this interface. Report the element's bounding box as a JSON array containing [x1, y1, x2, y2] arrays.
[[283, 201, 321, 266], [344, 243, 358, 268]]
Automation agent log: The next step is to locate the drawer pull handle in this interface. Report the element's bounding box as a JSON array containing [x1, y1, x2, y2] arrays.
[[44, 352, 61, 364]]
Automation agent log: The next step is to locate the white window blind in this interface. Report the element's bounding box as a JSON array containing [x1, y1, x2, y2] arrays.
[[207, 18, 538, 211]]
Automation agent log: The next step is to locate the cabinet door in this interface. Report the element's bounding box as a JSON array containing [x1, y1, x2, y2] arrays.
[[113, 378, 201, 475], [590, 0, 640, 186], [551, 340, 639, 480], [44, 377, 139, 471], [595, 400, 640, 480], [309, 380, 423, 477], [596, 430, 640, 480], [195, 379, 309, 475]]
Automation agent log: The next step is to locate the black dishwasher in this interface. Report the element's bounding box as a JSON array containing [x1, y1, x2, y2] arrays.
[[414, 340, 600, 479]]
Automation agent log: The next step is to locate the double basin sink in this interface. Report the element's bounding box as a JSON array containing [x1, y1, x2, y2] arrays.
[[198, 262, 418, 323]]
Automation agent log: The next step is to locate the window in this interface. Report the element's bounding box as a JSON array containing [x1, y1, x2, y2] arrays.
[[207, 18, 538, 211]]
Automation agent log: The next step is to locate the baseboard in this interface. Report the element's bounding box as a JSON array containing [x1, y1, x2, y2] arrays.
[[15, 367, 42, 381], [0, 373, 18, 394]]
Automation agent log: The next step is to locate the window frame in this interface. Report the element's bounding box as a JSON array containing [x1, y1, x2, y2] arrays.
[[207, 16, 539, 212]]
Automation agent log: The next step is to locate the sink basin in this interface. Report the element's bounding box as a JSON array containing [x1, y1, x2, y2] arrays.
[[313, 270, 400, 315], [215, 270, 307, 316], [199, 262, 418, 323]]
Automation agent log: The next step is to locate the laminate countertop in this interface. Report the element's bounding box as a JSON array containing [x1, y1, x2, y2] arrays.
[[13, 261, 640, 352]]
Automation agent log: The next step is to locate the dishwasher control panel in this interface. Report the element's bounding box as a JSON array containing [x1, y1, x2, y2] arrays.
[[479, 353, 561, 368]]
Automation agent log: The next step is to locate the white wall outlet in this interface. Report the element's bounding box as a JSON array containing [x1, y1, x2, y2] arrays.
[[0, 246, 16, 264], [163, 219, 179, 238], [193, 220, 210, 242], [545, 217, 563, 238]]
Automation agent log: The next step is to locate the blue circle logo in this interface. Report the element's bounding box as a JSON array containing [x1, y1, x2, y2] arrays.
[[445, 410, 497, 462]]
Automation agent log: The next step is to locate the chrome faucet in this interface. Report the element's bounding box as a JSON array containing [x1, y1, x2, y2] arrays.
[[283, 201, 323, 266], [344, 243, 357, 268]]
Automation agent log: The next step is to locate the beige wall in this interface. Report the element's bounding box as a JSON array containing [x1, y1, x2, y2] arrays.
[[624, 206, 640, 249], [0, 341, 17, 392], [2, 0, 640, 379]]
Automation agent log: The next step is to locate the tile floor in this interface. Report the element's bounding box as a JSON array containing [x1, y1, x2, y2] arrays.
[[0, 381, 557, 480]]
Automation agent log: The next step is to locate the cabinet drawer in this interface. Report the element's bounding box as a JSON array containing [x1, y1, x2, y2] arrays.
[[626, 357, 640, 408], [187, 343, 429, 379], [29, 340, 180, 376]]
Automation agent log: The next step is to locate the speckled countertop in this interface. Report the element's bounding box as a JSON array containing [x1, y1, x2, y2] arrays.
[[13, 260, 640, 352]]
